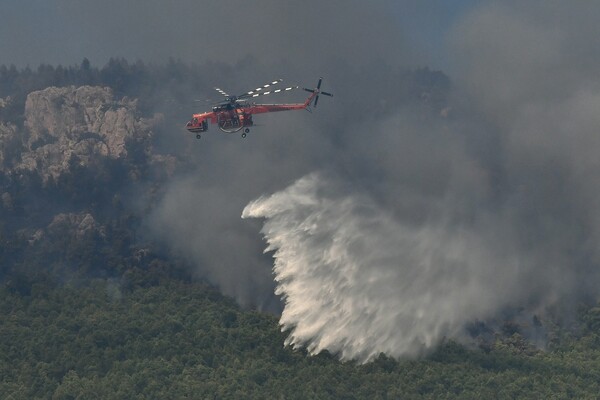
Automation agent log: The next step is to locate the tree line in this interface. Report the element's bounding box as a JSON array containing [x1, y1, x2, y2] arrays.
[[2, 278, 600, 399]]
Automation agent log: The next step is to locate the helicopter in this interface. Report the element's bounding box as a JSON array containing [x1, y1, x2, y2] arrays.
[[186, 77, 333, 139]]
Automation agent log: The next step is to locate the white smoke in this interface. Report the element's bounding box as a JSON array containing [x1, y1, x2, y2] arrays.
[[243, 172, 524, 362], [239, 2, 600, 362], [145, 1, 600, 362]]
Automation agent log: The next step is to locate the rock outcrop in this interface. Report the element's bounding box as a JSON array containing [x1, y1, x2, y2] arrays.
[[9, 86, 157, 182], [0, 122, 18, 168], [0, 85, 179, 247], [17, 212, 106, 247], [47, 212, 106, 240]]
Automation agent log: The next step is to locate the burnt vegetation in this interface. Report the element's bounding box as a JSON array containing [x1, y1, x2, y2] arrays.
[[1, 59, 600, 398]]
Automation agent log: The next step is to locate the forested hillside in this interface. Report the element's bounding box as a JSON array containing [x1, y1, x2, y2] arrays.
[[2, 60, 600, 398], [3, 279, 600, 399]]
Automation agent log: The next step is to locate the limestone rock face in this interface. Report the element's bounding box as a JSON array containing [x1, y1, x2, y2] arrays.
[[16, 86, 153, 181], [47, 212, 106, 240], [0, 85, 180, 266], [17, 212, 107, 247], [0, 122, 18, 168], [0, 96, 10, 109]]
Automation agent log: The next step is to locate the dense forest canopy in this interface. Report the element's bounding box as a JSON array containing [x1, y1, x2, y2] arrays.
[[3, 279, 600, 399]]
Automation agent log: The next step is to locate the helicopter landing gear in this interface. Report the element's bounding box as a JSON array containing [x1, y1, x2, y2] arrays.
[[241, 132, 247, 138], [196, 134, 201, 139], [242, 128, 250, 138]]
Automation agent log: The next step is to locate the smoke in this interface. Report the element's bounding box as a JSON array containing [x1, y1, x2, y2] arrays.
[[144, 1, 600, 361], [238, 107, 524, 362], [237, 2, 600, 361], [8, 0, 600, 362]]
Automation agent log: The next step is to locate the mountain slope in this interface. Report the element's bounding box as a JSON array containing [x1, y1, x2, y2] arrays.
[[2, 279, 600, 399]]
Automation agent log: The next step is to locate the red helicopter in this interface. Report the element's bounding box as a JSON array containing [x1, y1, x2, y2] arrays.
[[186, 77, 333, 138]]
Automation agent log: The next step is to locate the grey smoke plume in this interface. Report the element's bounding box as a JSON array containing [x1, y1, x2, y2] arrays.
[[238, 2, 600, 361], [149, 1, 600, 361], [9, 0, 600, 361]]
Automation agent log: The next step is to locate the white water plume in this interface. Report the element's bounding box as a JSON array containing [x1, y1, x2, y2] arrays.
[[242, 173, 522, 362]]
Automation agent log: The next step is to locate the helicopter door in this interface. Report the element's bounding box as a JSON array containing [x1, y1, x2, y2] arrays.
[[217, 111, 243, 133]]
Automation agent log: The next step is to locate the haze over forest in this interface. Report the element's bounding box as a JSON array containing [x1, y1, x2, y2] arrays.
[[2, 1, 600, 397]]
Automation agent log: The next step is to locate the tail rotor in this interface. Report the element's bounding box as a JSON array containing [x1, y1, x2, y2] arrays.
[[303, 77, 333, 108]]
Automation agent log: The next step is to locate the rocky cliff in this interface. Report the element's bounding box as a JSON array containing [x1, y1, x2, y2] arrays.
[[0, 121, 18, 168], [1, 85, 163, 183], [0, 85, 177, 261]]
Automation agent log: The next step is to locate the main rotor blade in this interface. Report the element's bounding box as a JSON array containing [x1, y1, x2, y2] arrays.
[[314, 95, 320, 107], [317, 77, 322, 89], [242, 79, 283, 97], [320, 91, 333, 97], [214, 87, 230, 98], [248, 85, 298, 98], [303, 88, 315, 93]]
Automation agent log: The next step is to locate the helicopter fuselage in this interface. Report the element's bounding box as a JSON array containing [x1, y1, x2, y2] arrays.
[[186, 78, 332, 138], [186, 102, 310, 135]]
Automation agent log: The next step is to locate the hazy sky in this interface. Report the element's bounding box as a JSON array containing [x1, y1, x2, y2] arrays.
[[0, 0, 478, 70]]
